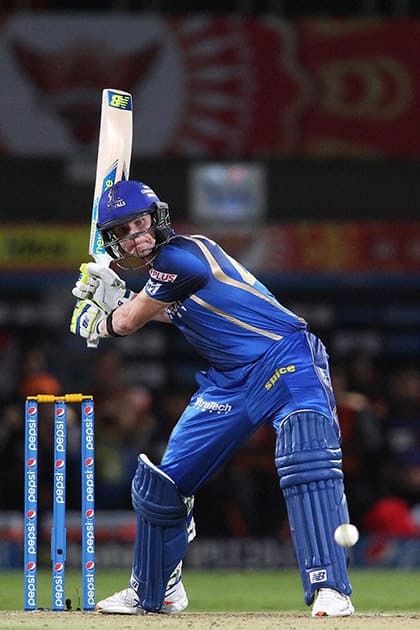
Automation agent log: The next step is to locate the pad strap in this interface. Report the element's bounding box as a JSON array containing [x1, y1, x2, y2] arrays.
[[275, 411, 352, 605]]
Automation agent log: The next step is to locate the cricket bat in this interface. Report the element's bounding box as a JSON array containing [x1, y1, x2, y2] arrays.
[[89, 88, 133, 266], [86, 88, 133, 348]]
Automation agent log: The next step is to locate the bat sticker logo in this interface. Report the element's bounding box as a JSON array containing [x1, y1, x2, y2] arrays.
[[108, 91, 132, 111]]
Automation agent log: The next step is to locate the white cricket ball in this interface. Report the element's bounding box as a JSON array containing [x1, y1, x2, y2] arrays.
[[334, 524, 359, 547]]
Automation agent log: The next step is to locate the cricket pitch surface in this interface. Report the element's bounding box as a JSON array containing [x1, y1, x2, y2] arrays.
[[1, 611, 419, 629]]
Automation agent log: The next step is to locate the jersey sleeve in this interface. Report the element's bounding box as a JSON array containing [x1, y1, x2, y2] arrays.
[[144, 243, 208, 303]]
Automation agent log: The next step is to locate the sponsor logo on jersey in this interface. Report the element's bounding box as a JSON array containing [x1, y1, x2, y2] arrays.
[[145, 279, 162, 296], [194, 396, 232, 414], [150, 268, 178, 282], [166, 301, 186, 320], [264, 364, 296, 391]]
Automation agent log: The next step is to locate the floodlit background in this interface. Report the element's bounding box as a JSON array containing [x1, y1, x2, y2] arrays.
[[2, 1, 420, 586]]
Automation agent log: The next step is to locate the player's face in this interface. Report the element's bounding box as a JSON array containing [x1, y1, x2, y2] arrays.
[[113, 214, 156, 258]]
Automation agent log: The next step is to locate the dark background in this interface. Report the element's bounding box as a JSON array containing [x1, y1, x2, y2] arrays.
[[2, 1, 420, 544]]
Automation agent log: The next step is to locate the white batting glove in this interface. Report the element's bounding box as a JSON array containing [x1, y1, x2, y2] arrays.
[[72, 262, 135, 314], [70, 299, 108, 347]]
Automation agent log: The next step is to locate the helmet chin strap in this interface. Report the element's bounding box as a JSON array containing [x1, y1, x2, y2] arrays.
[[112, 226, 173, 271], [113, 226, 156, 270], [115, 243, 162, 271]]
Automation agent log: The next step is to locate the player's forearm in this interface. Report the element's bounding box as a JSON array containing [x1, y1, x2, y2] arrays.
[[100, 305, 141, 337], [99, 291, 170, 337]]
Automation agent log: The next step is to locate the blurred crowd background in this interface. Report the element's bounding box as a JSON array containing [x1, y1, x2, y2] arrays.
[[2, 1, 420, 550]]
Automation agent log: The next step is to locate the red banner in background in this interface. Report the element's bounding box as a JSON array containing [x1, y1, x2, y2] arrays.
[[1, 14, 420, 157], [0, 222, 420, 273], [0, 221, 419, 273], [297, 19, 420, 156], [168, 17, 306, 155], [0, 14, 307, 156], [207, 221, 420, 274]]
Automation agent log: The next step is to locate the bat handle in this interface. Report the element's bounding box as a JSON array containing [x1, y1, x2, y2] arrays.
[[86, 337, 99, 349]]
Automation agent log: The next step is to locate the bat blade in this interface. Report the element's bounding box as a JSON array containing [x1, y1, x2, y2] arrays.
[[89, 88, 133, 265]]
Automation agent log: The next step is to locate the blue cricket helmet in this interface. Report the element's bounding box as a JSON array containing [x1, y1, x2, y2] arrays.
[[97, 180, 171, 262]]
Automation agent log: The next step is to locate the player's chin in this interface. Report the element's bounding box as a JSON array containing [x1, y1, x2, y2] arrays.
[[119, 253, 149, 271], [136, 244, 154, 257]]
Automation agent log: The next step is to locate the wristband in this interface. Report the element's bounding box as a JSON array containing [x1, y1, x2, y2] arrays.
[[105, 311, 124, 337]]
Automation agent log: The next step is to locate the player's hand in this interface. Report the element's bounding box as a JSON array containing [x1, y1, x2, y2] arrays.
[[72, 262, 135, 313], [70, 299, 107, 347]]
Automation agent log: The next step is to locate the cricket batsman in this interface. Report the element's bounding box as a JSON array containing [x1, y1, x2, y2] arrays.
[[70, 180, 355, 617]]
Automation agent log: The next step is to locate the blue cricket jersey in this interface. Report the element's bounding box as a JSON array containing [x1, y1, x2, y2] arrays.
[[144, 234, 307, 371]]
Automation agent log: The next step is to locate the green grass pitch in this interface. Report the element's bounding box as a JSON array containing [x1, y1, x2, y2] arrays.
[[1, 568, 419, 612]]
